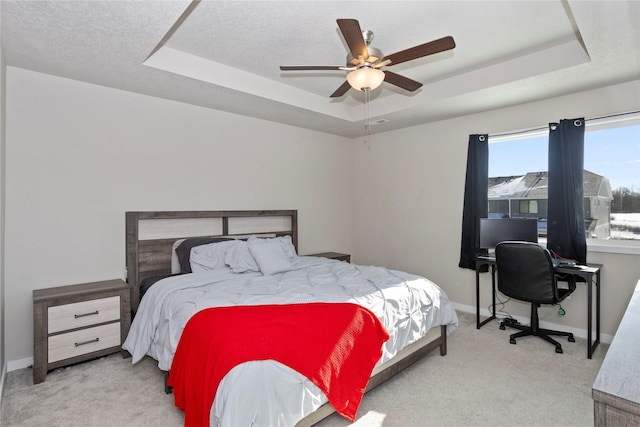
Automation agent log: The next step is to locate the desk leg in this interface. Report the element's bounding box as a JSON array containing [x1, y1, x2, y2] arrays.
[[587, 275, 593, 359], [586, 271, 601, 359], [596, 270, 601, 345], [477, 264, 497, 329], [586, 271, 602, 359], [476, 265, 481, 329], [491, 265, 496, 319]]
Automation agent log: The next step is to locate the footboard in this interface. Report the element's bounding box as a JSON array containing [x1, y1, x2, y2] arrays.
[[161, 324, 447, 420], [295, 325, 447, 426]]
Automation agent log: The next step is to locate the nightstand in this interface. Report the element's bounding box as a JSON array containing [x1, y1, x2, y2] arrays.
[[32, 279, 131, 384], [308, 252, 351, 263]]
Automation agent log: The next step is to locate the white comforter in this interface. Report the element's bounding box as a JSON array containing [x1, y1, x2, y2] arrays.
[[123, 256, 458, 426]]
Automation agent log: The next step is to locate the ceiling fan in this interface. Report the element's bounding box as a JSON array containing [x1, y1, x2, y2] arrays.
[[279, 19, 456, 98]]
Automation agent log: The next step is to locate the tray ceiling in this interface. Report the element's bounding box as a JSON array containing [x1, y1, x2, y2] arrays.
[[2, 1, 639, 138]]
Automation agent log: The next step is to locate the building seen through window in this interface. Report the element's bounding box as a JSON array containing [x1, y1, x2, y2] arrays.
[[488, 122, 639, 242]]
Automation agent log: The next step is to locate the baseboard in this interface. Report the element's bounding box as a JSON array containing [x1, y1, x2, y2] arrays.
[[3, 305, 612, 374], [0, 361, 7, 403], [452, 302, 614, 345], [7, 356, 32, 372]]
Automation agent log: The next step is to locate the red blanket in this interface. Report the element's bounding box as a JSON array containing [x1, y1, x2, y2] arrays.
[[168, 302, 389, 427]]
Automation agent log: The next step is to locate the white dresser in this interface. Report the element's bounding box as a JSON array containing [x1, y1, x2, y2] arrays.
[[592, 279, 640, 425]]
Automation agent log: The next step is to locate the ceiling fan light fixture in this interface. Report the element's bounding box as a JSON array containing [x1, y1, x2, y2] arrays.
[[346, 67, 385, 91], [279, 19, 456, 98]]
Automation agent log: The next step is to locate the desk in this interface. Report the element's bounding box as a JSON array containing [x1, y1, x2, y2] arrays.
[[475, 255, 601, 359]]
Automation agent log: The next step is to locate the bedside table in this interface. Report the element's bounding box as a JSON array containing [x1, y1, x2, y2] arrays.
[[308, 252, 351, 263], [32, 279, 131, 384]]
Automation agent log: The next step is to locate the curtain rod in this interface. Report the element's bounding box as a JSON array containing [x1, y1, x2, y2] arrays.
[[488, 110, 640, 139]]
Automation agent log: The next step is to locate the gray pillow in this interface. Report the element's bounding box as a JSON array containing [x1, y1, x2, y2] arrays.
[[175, 237, 233, 273]]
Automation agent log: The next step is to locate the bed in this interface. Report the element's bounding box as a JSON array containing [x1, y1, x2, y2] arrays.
[[122, 210, 458, 426]]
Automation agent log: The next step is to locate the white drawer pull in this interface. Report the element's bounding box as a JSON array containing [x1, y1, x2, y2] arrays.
[[75, 337, 100, 347], [74, 310, 99, 319]]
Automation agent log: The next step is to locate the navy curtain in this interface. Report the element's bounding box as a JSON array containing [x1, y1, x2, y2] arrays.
[[547, 118, 587, 264], [459, 134, 489, 270]]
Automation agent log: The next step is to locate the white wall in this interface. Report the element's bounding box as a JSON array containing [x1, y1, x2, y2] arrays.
[[4, 64, 639, 368], [4, 67, 354, 365], [353, 80, 640, 339]]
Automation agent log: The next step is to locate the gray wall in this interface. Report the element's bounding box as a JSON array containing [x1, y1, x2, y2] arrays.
[[4, 67, 354, 367], [2, 63, 639, 372], [352, 80, 640, 341]]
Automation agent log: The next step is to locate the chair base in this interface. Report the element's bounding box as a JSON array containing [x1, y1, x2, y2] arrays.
[[499, 306, 575, 353]]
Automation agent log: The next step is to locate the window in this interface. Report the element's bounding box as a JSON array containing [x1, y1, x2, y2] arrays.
[[519, 200, 538, 214], [488, 119, 640, 247]]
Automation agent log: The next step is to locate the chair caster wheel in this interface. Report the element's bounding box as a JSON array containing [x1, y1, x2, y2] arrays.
[[500, 324, 506, 330], [509, 338, 516, 345], [555, 347, 563, 354], [568, 336, 575, 342]]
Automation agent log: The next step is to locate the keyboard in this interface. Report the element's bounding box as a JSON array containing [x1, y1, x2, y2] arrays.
[[553, 258, 577, 268]]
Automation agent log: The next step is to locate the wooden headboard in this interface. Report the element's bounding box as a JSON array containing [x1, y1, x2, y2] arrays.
[[125, 210, 298, 311]]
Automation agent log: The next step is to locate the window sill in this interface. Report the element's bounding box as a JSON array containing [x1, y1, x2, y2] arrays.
[[540, 237, 639, 255], [587, 240, 640, 255]]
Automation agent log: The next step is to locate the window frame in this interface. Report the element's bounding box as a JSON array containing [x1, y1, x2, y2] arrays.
[[488, 113, 640, 256]]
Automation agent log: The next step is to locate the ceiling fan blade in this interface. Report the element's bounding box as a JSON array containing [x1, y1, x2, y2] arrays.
[[280, 65, 343, 71], [383, 71, 423, 92], [337, 19, 369, 61], [372, 59, 392, 69], [383, 36, 455, 66], [330, 80, 352, 98]]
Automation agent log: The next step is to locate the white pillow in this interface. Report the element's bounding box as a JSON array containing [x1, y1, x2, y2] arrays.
[[190, 240, 237, 273], [224, 240, 260, 273], [171, 239, 186, 274], [277, 235, 298, 259], [247, 235, 297, 275]]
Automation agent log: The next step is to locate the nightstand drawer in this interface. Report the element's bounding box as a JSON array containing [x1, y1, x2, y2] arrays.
[[48, 296, 120, 334], [48, 322, 121, 363]]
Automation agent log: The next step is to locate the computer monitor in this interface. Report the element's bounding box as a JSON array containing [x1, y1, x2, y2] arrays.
[[479, 218, 538, 250]]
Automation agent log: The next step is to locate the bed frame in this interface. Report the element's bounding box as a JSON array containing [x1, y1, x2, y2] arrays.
[[125, 209, 447, 425]]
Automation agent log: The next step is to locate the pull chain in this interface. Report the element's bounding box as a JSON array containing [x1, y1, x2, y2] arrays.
[[363, 88, 372, 144]]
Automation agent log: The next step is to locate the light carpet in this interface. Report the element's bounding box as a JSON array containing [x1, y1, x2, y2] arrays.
[[1, 311, 606, 426]]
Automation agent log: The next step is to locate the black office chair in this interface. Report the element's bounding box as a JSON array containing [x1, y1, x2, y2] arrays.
[[495, 241, 576, 353]]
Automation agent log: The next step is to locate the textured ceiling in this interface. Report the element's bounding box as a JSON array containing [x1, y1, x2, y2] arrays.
[[2, 1, 639, 138]]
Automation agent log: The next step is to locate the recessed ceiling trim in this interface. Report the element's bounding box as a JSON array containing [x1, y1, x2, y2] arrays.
[[366, 37, 591, 119], [144, 46, 358, 122], [143, 2, 591, 127], [144, 33, 590, 127], [145, 0, 200, 61]]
